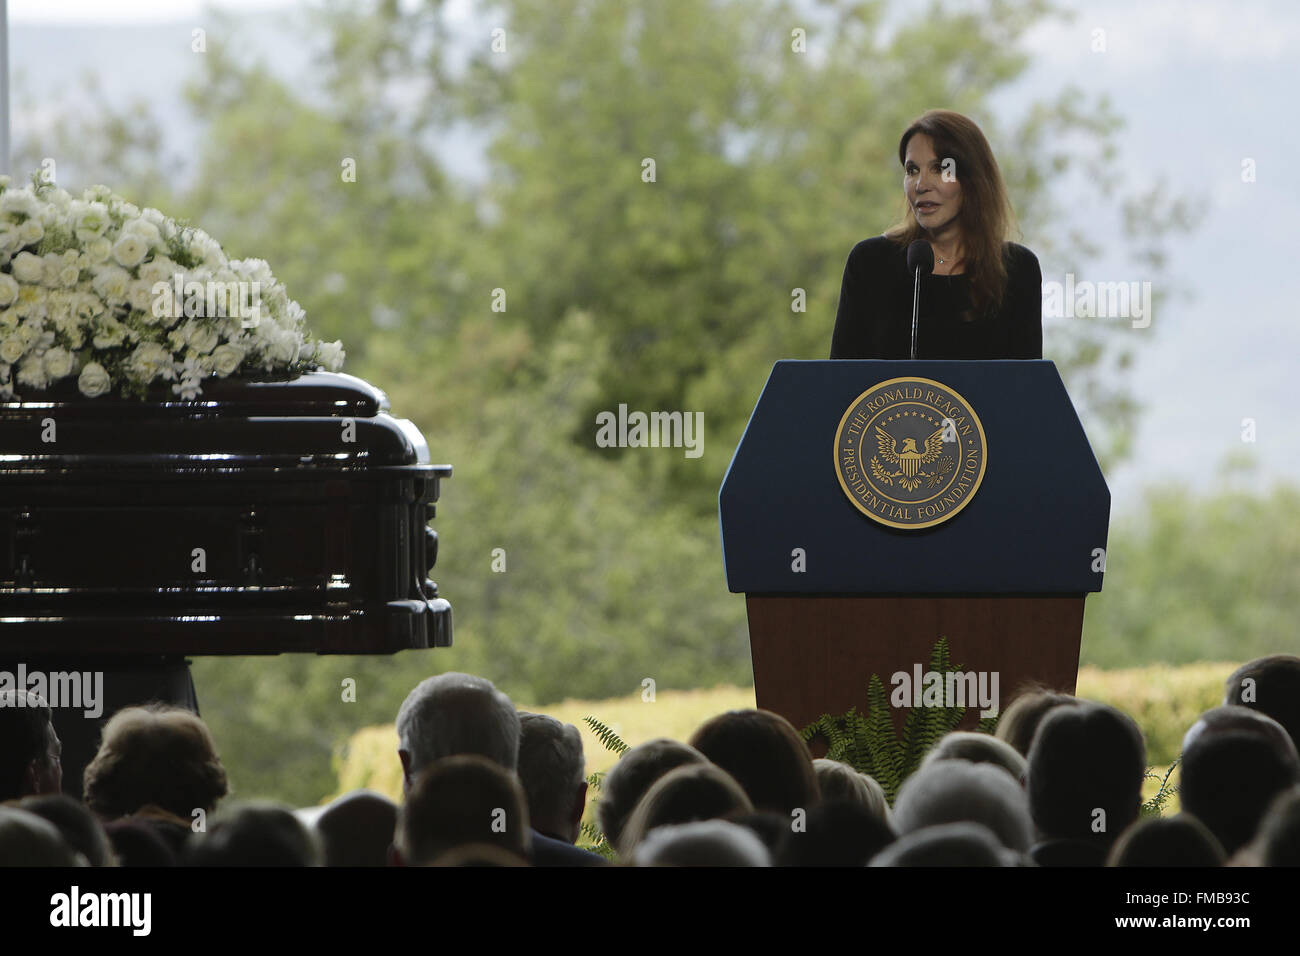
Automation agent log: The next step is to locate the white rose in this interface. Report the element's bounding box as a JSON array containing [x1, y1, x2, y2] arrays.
[[16, 355, 49, 390], [315, 340, 344, 371], [121, 216, 162, 248], [127, 279, 158, 318], [112, 235, 149, 269], [72, 200, 111, 242], [0, 335, 25, 363], [126, 342, 176, 383], [43, 345, 75, 380], [11, 251, 44, 284], [0, 309, 17, 330], [91, 265, 132, 305], [92, 317, 128, 350], [269, 329, 300, 365], [137, 255, 178, 286], [0, 186, 39, 219], [55, 260, 81, 289], [189, 325, 220, 354], [0, 274, 18, 307], [85, 236, 113, 263], [17, 218, 43, 247], [77, 361, 111, 398], [73, 293, 104, 322], [211, 343, 244, 377]]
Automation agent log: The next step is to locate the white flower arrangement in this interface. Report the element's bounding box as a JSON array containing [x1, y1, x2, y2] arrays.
[[0, 173, 345, 400]]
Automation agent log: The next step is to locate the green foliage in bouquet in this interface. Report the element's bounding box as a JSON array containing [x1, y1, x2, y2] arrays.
[[0, 172, 343, 401], [799, 637, 1000, 804], [578, 715, 629, 859]]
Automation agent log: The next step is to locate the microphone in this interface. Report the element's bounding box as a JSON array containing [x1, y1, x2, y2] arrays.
[[906, 240, 934, 359]]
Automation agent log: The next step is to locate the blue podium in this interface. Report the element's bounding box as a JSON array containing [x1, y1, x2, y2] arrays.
[[719, 360, 1109, 731]]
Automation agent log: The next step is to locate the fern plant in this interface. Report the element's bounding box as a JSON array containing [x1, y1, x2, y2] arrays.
[[577, 716, 628, 859], [1141, 756, 1180, 817], [800, 636, 1001, 803]]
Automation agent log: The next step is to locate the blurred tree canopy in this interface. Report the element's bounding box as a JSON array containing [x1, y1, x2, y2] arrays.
[[14, 0, 1264, 806]]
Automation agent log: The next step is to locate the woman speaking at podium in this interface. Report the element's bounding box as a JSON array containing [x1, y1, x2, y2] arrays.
[[830, 109, 1042, 360]]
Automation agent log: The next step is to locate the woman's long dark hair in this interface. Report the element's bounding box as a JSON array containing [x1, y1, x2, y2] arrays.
[[884, 109, 1019, 321]]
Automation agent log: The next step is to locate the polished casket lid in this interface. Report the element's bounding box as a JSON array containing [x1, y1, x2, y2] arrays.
[[0, 371, 451, 656]]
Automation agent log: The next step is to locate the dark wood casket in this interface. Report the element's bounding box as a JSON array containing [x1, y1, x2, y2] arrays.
[[0, 371, 451, 656]]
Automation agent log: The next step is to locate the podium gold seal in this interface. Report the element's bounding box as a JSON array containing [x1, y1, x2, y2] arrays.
[[833, 377, 987, 530]]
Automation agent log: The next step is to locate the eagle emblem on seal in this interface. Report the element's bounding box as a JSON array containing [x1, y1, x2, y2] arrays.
[[870, 424, 953, 492]]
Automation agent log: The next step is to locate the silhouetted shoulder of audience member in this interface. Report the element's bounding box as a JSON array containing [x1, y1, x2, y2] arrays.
[[82, 704, 228, 823], [894, 760, 1033, 852], [1027, 701, 1145, 851], [530, 828, 607, 867], [922, 732, 1027, 784], [618, 762, 753, 858], [1223, 655, 1300, 753], [0, 691, 62, 802], [688, 709, 819, 815], [431, 843, 531, 867], [395, 755, 531, 866], [395, 672, 519, 794], [1246, 787, 1300, 866], [516, 712, 588, 844], [812, 759, 893, 825], [730, 811, 794, 859], [313, 789, 398, 867], [1180, 707, 1300, 856], [1029, 837, 1108, 867], [0, 805, 84, 866], [777, 800, 897, 867], [104, 818, 176, 867], [995, 685, 1075, 757], [597, 738, 707, 852], [870, 822, 1019, 867], [634, 820, 771, 867], [19, 794, 114, 866], [184, 800, 322, 866], [1106, 813, 1226, 867]]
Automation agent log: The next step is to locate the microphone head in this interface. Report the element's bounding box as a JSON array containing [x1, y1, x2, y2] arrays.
[[907, 239, 934, 275]]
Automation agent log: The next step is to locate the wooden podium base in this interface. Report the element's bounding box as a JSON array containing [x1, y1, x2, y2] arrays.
[[746, 595, 1084, 736]]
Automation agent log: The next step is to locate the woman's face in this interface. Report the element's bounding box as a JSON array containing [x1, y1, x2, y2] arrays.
[[903, 133, 963, 237]]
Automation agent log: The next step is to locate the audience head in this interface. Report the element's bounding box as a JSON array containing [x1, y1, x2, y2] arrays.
[[185, 800, 322, 866], [1026, 701, 1145, 848], [995, 685, 1075, 757], [1222, 656, 1300, 753], [0, 691, 61, 801], [0, 805, 85, 865], [871, 822, 1018, 867], [516, 712, 587, 844], [19, 794, 114, 866], [688, 709, 819, 815], [633, 820, 770, 867], [894, 759, 1033, 852], [812, 759, 893, 824], [597, 739, 707, 851], [618, 762, 753, 857], [1180, 707, 1300, 855], [82, 704, 227, 822], [396, 755, 531, 865], [1248, 787, 1300, 867], [1106, 813, 1226, 867], [314, 789, 398, 867], [777, 799, 896, 866], [104, 818, 176, 866], [396, 673, 519, 792], [922, 732, 1027, 784]]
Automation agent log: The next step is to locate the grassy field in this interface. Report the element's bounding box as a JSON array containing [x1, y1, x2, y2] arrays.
[[328, 661, 1238, 826]]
